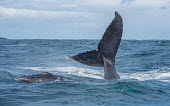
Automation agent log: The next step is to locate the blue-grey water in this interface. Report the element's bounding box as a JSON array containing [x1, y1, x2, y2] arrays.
[[0, 39, 170, 106]]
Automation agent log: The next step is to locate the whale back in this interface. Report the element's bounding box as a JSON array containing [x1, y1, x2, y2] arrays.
[[16, 72, 73, 82]]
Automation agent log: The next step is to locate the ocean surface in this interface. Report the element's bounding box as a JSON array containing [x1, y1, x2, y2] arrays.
[[0, 39, 170, 106]]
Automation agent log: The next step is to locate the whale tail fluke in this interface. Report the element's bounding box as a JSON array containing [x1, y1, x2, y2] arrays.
[[69, 11, 123, 67], [70, 11, 123, 79]]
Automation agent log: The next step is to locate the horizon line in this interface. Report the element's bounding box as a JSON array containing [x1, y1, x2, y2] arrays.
[[1, 36, 170, 40]]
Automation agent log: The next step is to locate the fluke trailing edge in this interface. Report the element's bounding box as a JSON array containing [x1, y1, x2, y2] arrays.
[[70, 11, 123, 79], [16, 11, 123, 82]]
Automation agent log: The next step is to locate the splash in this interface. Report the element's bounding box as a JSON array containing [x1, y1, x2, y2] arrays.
[[18, 66, 103, 79]]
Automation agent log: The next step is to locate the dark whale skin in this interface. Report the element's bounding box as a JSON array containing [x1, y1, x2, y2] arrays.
[[16, 72, 73, 83]]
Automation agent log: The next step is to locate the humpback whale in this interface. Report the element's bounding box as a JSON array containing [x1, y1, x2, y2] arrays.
[[16, 11, 123, 82]]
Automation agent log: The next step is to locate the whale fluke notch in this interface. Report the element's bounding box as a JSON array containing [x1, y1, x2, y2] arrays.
[[69, 50, 103, 67]]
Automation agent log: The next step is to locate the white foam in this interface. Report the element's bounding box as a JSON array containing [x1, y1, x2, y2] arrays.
[[18, 67, 170, 82], [121, 67, 170, 82], [18, 66, 103, 79]]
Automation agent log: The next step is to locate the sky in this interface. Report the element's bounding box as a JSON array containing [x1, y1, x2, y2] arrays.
[[0, 0, 170, 40]]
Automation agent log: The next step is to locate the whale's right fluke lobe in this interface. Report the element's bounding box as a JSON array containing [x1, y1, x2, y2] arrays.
[[98, 11, 123, 59]]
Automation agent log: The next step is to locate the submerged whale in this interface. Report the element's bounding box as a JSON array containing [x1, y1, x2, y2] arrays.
[[16, 11, 123, 82], [16, 72, 73, 83]]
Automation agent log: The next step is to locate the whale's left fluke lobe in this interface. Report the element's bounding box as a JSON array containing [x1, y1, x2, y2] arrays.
[[69, 50, 103, 67]]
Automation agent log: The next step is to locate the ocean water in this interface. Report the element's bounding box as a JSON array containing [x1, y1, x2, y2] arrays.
[[0, 39, 170, 106]]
